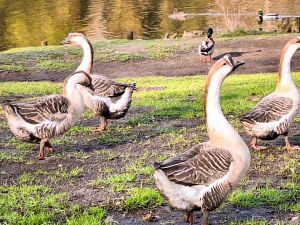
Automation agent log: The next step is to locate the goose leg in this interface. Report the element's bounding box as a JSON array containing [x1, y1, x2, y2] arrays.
[[201, 211, 209, 225], [92, 116, 107, 132], [250, 138, 266, 151], [184, 211, 193, 224], [284, 136, 300, 153], [45, 141, 55, 153], [37, 139, 47, 160]]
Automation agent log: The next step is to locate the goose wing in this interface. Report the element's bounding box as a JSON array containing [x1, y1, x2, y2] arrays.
[[154, 143, 233, 186], [240, 96, 293, 124], [91, 75, 135, 97], [11, 95, 69, 124]]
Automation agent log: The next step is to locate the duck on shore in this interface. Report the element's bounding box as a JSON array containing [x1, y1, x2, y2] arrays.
[[199, 28, 215, 61]]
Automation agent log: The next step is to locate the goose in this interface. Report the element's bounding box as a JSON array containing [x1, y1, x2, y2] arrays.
[[199, 28, 215, 62], [61, 33, 136, 131], [153, 55, 249, 225], [3, 71, 93, 160], [240, 37, 300, 152]]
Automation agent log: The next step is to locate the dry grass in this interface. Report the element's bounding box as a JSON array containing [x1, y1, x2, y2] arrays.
[[213, 0, 251, 31]]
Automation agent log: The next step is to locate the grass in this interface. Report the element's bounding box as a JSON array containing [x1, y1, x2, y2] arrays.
[[228, 186, 300, 212], [0, 38, 194, 73], [1, 73, 300, 223], [0, 184, 107, 224], [123, 187, 164, 210]]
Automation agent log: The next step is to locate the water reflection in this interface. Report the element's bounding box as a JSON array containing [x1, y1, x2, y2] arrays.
[[0, 0, 299, 51]]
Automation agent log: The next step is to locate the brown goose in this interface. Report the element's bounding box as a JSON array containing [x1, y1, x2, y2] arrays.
[[3, 71, 93, 159], [153, 55, 250, 225], [61, 33, 136, 131], [240, 37, 300, 152]]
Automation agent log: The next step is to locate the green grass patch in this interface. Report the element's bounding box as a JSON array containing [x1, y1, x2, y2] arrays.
[[229, 186, 300, 212], [35, 60, 75, 71], [0, 185, 66, 224], [123, 187, 164, 210], [220, 29, 268, 38], [0, 184, 107, 224], [0, 64, 25, 72], [66, 207, 106, 225], [228, 189, 256, 208], [229, 218, 268, 225]]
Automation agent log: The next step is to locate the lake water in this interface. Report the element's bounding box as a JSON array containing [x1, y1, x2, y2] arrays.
[[0, 0, 299, 51]]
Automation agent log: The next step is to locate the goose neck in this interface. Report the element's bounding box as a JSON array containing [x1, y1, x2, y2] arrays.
[[277, 45, 297, 91], [76, 39, 94, 74], [63, 76, 85, 113], [204, 70, 250, 185], [204, 70, 234, 145]]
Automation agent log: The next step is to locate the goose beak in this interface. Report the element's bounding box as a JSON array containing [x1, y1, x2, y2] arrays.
[[232, 60, 245, 71], [60, 37, 71, 45], [223, 54, 245, 71]]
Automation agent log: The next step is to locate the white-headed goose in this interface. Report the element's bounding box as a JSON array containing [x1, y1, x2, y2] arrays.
[[3, 71, 93, 160], [153, 55, 250, 225], [61, 33, 136, 131], [240, 37, 300, 152], [199, 28, 215, 61]]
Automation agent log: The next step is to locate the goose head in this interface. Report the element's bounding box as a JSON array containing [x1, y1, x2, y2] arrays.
[[207, 54, 244, 82], [285, 37, 300, 53], [277, 37, 300, 90], [61, 33, 88, 46], [204, 54, 244, 116]]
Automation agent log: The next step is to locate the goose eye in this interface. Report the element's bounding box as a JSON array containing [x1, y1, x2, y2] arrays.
[[223, 62, 227, 66]]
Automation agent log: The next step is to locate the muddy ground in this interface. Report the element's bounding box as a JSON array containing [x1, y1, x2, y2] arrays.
[[1, 35, 300, 82]]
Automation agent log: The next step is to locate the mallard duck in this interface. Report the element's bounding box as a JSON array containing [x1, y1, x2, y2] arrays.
[[154, 55, 249, 225], [61, 33, 136, 131], [199, 28, 215, 61], [3, 71, 93, 159], [240, 37, 300, 152]]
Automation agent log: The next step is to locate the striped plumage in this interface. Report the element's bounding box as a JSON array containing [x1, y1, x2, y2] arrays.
[[3, 71, 93, 159], [61, 33, 136, 131], [154, 55, 250, 225], [240, 37, 300, 151]]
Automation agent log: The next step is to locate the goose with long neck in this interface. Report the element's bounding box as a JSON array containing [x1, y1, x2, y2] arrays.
[[153, 55, 249, 225], [3, 71, 93, 159], [61, 33, 136, 131], [240, 37, 300, 152]]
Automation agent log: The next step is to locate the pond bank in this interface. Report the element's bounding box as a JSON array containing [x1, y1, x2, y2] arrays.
[[0, 34, 300, 82]]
